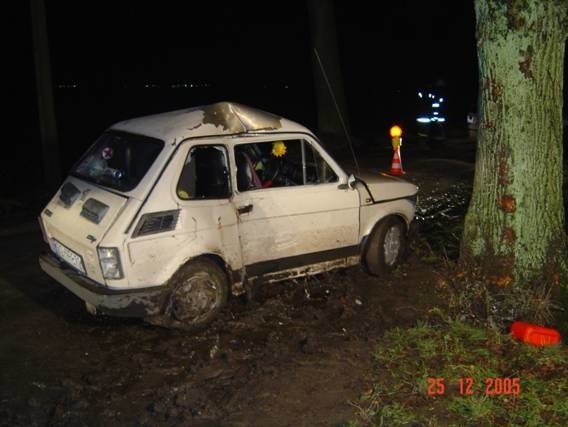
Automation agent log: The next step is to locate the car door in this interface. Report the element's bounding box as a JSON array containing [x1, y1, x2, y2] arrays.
[[230, 135, 360, 278]]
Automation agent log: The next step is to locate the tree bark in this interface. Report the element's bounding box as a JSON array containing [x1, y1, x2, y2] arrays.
[[31, 0, 61, 192], [461, 0, 568, 288]]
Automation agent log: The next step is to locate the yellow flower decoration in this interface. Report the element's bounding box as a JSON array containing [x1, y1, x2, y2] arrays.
[[271, 141, 287, 157]]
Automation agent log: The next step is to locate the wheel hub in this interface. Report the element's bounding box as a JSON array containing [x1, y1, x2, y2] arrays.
[[171, 273, 219, 322], [383, 226, 401, 266]]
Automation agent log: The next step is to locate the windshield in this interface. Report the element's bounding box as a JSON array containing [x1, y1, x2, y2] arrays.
[[73, 131, 164, 192]]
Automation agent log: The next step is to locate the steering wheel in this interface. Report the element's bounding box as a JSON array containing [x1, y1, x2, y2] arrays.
[[325, 173, 337, 183], [263, 159, 305, 187]]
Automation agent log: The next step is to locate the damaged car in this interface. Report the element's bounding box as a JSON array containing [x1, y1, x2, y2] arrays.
[[39, 102, 418, 330]]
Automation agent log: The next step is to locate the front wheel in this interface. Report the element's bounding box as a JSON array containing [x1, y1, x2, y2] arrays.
[[364, 217, 407, 276], [146, 258, 228, 331]]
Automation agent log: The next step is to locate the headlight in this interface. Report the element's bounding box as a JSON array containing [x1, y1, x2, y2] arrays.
[[97, 247, 123, 280]]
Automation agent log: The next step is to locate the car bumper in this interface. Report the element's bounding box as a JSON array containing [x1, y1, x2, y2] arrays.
[[39, 251, 166, 317]]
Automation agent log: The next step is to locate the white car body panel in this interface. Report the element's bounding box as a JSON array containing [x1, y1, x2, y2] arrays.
[[230, 134, 359, 270], [233, 184, 360, 265]]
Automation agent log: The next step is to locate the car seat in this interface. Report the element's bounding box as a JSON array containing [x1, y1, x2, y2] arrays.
[[236, 150, 261, 191]]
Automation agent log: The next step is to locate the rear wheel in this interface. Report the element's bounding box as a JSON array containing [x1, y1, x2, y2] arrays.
[[365, 217, 407, 276], [146, 258, 228, 331]]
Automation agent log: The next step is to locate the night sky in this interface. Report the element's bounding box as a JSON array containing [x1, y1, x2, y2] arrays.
[[43, 1, 477, 105], [45, 3, 476, 78], [15, 0, 478, 198]]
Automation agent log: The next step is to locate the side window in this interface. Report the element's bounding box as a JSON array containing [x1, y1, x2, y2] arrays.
[[235, 140, 303, 191], [234, 139, 338, 192], [304, 142, 338, 184], [177, 145, 230, 199]]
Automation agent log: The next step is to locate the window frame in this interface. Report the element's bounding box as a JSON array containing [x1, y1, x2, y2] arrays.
[[71, 130, 165, 193], [175, 143, 232, 201], [301, 138, 339, 186], [232, 136, 340, 194]]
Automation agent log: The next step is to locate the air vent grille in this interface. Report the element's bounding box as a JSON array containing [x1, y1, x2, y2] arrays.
[[80, 198, 109, 224], [133, 210, 180, 237], [59, 182, 80, 207]]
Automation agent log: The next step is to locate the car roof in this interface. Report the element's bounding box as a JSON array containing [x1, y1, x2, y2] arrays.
[[109, 102, 313, 142]]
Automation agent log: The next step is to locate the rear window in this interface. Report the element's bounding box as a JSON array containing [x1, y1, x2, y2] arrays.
[[73, 131, 164, 192]]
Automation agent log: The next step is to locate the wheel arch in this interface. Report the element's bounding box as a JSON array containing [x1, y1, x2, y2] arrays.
[[360, 213, 408, 272], [179, 252, 234, 282], [148, 252, 231, 330]]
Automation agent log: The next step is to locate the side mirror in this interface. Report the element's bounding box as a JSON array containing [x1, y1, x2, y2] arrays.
[[347, 174, 357, 190], [338, 174, 357, 190]]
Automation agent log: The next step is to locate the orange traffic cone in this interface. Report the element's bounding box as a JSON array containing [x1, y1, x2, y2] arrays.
[[389, 148, 404, 176]]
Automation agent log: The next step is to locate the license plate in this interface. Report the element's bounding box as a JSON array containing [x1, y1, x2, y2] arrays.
[[52, 240, 86, 274]]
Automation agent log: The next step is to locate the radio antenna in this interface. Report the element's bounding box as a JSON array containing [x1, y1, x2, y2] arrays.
[[313, 48, 360, 176]]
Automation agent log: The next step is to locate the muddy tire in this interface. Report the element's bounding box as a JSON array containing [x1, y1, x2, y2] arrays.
[[364, 216, 407, 276], [146, 258, 228, 331]]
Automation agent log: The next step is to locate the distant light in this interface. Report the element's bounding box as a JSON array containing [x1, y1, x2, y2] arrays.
[[437, 118, 446, 122], [58, 83, 79, 89], [433, 111, 439, 115], [428, 93, 433, 98], [432, 103, 440, 108], [417, 117, 430, 123], [418, 92, 423, 98], [439, 98, 444, 102], [390, 125, 403, 138]]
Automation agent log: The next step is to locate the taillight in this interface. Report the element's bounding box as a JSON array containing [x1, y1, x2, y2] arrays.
[[98, 247, 123, 279]]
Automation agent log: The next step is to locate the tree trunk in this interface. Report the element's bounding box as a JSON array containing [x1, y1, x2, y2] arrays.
[[31, 0, 61, 192], [461, 0, 567, 289], [307, 0, 350, 142]]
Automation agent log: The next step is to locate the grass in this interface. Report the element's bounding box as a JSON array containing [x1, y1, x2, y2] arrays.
[[351, 319, 568, 426], [349, 156, 568, 426]]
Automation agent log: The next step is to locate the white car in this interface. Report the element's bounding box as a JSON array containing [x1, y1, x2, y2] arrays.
[[39, 102, 418, 330]]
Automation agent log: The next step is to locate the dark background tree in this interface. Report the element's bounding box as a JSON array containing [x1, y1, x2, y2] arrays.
[[307, 0, 350, 146], [461, 0, 567, 295], [30, 0, 60, 193]]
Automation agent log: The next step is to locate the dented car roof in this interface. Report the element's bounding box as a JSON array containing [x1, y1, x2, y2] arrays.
[[110, 102, 313, 142]]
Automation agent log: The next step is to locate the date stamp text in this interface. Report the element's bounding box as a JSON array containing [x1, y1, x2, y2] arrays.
[[427, 377, 521, 396]]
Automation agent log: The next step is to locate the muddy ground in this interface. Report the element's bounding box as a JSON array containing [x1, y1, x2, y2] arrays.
[[0, 136, 476, 426]]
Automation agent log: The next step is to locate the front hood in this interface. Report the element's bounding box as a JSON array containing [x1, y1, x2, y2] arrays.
[[356, 171, 418, 202]]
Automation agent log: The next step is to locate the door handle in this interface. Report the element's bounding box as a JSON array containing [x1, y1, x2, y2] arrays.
[[237, 204, 253, 214]]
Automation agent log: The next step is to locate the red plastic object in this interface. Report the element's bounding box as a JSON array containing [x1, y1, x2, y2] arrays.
[[510, 321, 561, 346]]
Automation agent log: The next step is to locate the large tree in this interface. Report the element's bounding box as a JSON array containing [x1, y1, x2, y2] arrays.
[[461, 0, 567, 290]]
